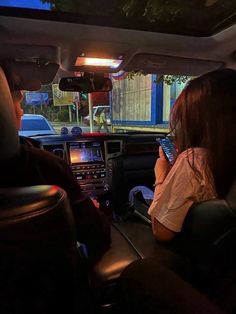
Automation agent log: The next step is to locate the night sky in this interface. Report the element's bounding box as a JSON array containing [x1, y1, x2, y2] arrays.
[[0, 0, 50, 10]]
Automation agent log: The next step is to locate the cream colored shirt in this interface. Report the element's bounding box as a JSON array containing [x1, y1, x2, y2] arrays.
[[148, 148, 217, 232]]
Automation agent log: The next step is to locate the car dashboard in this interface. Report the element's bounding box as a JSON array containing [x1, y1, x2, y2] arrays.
[[30, 133, 162, 214]]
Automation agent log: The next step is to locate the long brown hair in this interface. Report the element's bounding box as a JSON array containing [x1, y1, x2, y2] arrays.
[[170, 68, 236, 197]]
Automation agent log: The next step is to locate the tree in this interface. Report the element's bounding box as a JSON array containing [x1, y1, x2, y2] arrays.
[[127, 71, 189, 85], [41, 0, 220, 22], [41, 0, 123, 16]]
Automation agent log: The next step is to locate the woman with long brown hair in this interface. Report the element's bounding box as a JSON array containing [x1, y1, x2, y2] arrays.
[[148, 68, 236, 242]]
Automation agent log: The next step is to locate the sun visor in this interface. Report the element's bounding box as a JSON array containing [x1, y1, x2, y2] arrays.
[[1, 61, 59, 91], [0, 44, 60, 64], [124, 53, 225, 76]]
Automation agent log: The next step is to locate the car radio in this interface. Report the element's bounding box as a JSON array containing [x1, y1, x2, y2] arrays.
[[68, 141, 108, 196]]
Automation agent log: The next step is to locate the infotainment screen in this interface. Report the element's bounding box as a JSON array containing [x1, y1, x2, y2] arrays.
[[69, 142, 103, 164]]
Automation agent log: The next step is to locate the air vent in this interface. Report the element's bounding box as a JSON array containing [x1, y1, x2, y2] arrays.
[[43, 144, 65, 159], [107, 141, 121, 154]]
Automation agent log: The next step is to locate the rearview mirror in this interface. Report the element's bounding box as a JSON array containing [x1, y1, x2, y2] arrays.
[[59, 76, 112, 93]]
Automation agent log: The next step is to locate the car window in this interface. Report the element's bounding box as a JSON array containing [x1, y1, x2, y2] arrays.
[[19, 74, 189, 134], [1, 3, 232, 134], [20, 119, 51, 131]]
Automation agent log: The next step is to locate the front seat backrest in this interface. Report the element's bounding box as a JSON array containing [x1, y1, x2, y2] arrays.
[[0, 66, 19, 160], [178, 180, 236, 285], [0, 67, 92, 313], [0, 185, 86, 314]]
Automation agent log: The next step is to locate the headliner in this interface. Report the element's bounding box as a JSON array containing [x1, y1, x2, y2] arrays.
[[0, 1, 236, 37]]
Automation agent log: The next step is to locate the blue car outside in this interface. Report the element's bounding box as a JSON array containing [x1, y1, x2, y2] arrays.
[[19, 114, 56, 137]]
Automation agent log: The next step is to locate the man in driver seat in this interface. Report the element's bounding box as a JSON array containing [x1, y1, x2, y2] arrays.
[[0, 71, 111, 266]]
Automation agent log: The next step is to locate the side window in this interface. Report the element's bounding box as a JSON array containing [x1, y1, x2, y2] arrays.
[[111, 72, 191, 126]]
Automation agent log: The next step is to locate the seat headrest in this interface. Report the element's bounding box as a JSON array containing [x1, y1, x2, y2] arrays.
[[0, 66, 19, 160], [0, 185, 68, 220]]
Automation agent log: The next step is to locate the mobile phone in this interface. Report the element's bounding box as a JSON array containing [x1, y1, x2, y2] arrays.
[[157, 137, 176, 164]]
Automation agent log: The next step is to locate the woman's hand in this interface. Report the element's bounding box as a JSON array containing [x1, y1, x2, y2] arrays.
[[154, 146, 171, 185]]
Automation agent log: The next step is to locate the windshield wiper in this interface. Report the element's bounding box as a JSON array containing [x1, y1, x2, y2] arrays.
[[29, 133, 57, 137]]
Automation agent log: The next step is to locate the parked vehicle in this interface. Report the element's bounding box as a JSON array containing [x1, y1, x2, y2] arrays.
[[19, 114, 57, 137]]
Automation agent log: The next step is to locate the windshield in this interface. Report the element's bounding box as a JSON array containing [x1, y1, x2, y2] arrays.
[[20, 72, 190, 135]]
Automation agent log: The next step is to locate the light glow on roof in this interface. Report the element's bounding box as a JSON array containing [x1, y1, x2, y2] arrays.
[[75, 57, 122, 69]]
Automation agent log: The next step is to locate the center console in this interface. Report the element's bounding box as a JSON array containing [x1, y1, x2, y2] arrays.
[[68, 141, 108, 196], [43, 138, 123, 212]]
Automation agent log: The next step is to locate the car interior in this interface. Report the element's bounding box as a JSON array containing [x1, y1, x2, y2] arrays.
[[0, 1, 236, 313]]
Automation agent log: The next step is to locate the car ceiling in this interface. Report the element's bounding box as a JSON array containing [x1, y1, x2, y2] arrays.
[[1, 1, 236, 37], [0, 8, 235, 82]]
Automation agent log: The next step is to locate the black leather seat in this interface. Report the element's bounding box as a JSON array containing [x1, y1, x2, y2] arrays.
[[0, 66, 93, 313], [176, 180, 236, 297], [120, 258, 225, 314], [131, 180, 236, 277], [118, 180, 236, 312], [130, 179, 236, 301], [0, 185, 92, 314]]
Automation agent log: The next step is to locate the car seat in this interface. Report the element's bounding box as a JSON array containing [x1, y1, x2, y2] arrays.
[[178, 180, 236, 299], [0, 185, 93, 314], [132, 179, 236, 306], [0, 66, 94, 314], [120, 258, 225, 314]]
